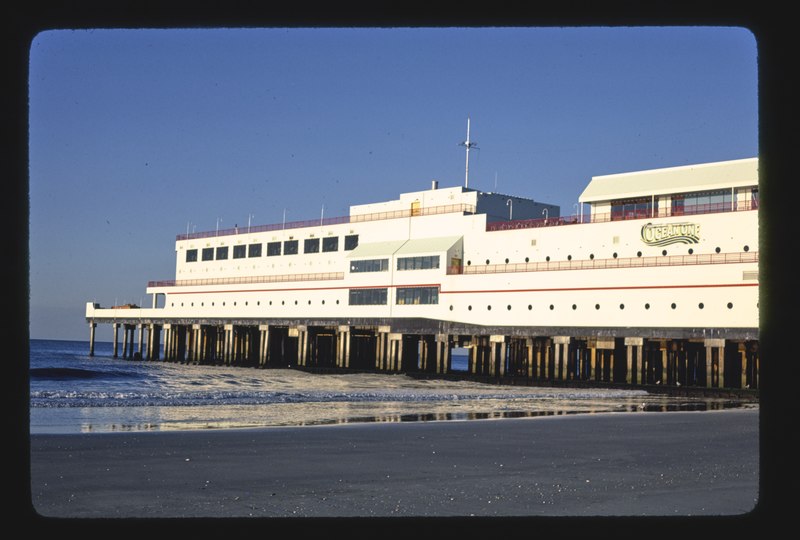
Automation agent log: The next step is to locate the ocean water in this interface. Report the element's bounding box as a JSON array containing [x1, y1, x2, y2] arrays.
[[29, 339, 749, 434]]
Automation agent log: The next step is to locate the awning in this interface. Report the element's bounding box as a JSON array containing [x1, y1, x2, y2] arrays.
[[347, 236, 462, 258]]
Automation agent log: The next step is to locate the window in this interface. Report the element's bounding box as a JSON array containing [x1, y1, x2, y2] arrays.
[[348, 288, 388, 305], [344, 234, 359, 251], [233, 245, 246, 259], [397, 255, 440, 271], [216, 246, 229, 260], [350, 258, 389, 273], [610, 197, 654, 221], [304, 238, 320, 253], [248, 243, 262, 258], [673, 189, 732, 215], [396, 286, 439, 305], [284, 240, 299, 255], [202, 247, 214, 261], [322, 236, 339, 252], [267, 242, 281, 256], [186, 249, 198, 262]]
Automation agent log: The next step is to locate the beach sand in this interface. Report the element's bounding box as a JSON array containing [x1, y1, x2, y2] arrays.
[[26, 408, 763, 525]]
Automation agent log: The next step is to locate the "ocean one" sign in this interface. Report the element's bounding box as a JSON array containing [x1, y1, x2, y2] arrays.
[[640, 222, 700, 246]]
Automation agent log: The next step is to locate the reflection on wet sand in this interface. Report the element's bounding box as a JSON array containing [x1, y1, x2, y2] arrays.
[[75, 394, 756, 433]]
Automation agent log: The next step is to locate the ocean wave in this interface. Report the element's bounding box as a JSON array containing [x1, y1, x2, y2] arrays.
[[29, 367, 138, 380], [29, 387, 647, 408]]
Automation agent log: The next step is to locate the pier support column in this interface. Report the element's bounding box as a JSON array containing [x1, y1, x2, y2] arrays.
[[192, 325, 202, 364], [375, 326, 391, 371], [162, 324, 171, 361], [259, 325, 270, 367], [122, 324, 130, 358], [542, 339, 551, 379], [489, 335, 507, 377], [552, 336, 571, 381], [88, 322, 96, 357], [435, 334, 451, 374], [625, 337, 643, 385], [147, 324, 161, 361], [336, 326, 350, 368], [137, 324, 144, 358], [704, 339, 725, 388], [224, 324, 234, 365], [112, 323, 119, 357], [385, 333, 397, 371], [526, 338, 535, 378]]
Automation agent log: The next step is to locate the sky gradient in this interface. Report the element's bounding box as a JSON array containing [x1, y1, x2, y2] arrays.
[[27, 26, 759, 341]]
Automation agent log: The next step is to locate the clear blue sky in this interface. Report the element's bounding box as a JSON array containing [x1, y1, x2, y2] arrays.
[[28, 26, 758, 342]]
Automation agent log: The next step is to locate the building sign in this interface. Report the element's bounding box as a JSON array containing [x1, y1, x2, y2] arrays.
[[640, 222, 700, 246]]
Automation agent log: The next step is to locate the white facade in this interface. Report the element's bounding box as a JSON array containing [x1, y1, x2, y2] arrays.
[[87, 157, 759, 340]]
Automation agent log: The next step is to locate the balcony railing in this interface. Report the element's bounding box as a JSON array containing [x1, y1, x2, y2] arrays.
[[487, 199, 759, 232], [459, 251, 758, 276], [148, 271, 345, 288], [177, 203, 477, 241]]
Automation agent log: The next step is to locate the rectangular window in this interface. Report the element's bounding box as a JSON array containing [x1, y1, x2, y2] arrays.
[[233, 245, 247, 259], [322, 236, 339, 252], [202, 247, 214, 261], [396, 286, 439, 305], [216, 246, 229, 260], [344, 234, 359, 251], [186, 249, 198, 262], [284, 240, 299, 255], [248, 243, 262, 258], [611, 197, 653, 221], [350, 258, 389, 273], [267, 242, 281, 256], [396, 255, 440, 271], [348, 288, 388, 305], [304, 238, 320, 253]]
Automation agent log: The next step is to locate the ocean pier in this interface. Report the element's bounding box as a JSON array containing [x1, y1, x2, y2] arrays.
[[85, 157, 760, 395], [87, 313, 759, 392]]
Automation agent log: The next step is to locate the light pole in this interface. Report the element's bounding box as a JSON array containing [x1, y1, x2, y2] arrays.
[[506, 199, 513, 221], [542, 208, 548, 225]]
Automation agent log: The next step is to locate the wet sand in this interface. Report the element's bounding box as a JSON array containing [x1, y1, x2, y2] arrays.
[[25, 408, 764, 526]]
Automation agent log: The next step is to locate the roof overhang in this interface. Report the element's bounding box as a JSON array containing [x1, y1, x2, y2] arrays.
[[579, 158, 758, 204]]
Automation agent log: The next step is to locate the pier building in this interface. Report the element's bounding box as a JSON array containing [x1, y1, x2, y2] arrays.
[[86, 157, 759, 390]]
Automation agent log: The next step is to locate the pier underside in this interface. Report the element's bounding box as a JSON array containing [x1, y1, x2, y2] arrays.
[[87, 316, 760, 392]]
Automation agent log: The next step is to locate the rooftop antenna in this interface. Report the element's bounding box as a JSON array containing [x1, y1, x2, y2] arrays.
[[459, 117, 478, 188]]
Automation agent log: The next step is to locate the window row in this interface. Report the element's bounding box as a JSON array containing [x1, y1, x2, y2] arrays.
[[186, 234, 359, 262], [347, 287, 440, 305], [397, 255, 440, 271], [350, 258, 389, 273]]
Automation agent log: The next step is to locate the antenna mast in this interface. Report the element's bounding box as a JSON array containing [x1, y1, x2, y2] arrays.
[[459, 117, 477, 188]]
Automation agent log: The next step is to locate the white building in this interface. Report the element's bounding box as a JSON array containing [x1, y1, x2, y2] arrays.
[[86, 157, 759, 389]]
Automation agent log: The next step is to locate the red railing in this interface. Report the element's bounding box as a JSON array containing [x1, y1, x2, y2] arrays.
[[148, 272, 345, 288], [177, 203, 476, 241], [488, 199, 759, 232], [460, 251, 758, 276]]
